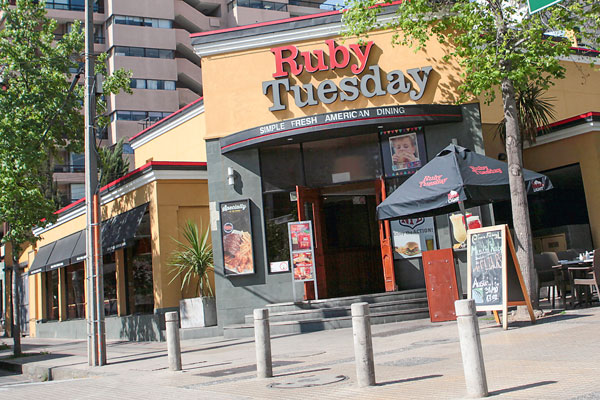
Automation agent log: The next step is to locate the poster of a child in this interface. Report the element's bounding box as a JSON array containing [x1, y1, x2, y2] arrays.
[[390, 133, 420, 171]]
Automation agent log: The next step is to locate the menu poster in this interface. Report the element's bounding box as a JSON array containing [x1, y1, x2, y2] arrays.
[[390, 217, 436, 259], [288, 221, 316, 282], [220, 199, 254, 276], [469, 228, 503, 307], [380, 126, 427, 178]]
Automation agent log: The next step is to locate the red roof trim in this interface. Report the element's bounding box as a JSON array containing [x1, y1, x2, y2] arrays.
[[129, 97, 204, 143], [53, 161, 207, 216], [539, 111, 598, 131], [190, 10, 341, 38], [190, 1, 402, 38]]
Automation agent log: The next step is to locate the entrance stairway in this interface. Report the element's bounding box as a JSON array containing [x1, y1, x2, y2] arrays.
[[222, 289, 429, 338]]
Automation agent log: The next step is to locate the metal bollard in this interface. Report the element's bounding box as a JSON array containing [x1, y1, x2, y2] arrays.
[[165, 311, 182, 371], [254, 308, 273, 378], [455, 299, 488, 398], [351, 302, 376, 387]]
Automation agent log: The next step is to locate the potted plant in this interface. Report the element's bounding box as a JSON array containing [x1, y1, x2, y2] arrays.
[[170, 220, 216, 328]]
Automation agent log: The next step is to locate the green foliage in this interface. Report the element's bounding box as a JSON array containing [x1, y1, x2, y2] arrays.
[[342, 0, 600, 105], [0, 0, 131, 248], [98, 137, 130, 187], [169, 221, 214, 298]]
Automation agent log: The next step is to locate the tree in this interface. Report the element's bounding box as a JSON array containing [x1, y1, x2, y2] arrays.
[[342, 0, 599, 310], [0, 0, 130, 355], [98, 137, 130, 187]]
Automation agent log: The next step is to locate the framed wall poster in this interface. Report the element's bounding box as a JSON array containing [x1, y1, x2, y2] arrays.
[[220, 199, 255, 275], [380, 127, 427, 178], [390, 217, 437, 259]]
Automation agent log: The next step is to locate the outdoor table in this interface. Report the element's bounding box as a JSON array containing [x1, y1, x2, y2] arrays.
[[552, 259, 593, 308]]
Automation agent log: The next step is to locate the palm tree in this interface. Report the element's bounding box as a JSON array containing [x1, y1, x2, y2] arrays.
[[495, 84, 556, 147], [169, 221, 214, 298], [98, 137, 130, 187]]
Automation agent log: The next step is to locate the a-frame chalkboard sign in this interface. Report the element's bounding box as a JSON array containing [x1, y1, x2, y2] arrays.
[[467, 224, 535, 330]]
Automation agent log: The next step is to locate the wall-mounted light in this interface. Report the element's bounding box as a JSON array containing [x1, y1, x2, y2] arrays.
[[227, 167, 235, 186]]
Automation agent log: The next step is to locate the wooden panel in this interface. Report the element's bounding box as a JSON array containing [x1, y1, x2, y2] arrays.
[[375, 178, 397, 292], [422, 248, 459, 322]]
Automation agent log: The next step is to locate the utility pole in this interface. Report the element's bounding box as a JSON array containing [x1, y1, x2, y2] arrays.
[[84, 0, 106, 366]]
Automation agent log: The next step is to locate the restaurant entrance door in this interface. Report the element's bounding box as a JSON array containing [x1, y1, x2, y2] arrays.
[[296, 182, 385, 300]]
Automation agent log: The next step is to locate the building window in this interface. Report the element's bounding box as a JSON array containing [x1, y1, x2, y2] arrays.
[[66, 263, 85, 319], [103, 253, 118, 316], [126, 237, 154, 314], [46, 270, 59, 321], [112, 46, 174, 59], [227, 0, 287, 11], [70, 152, 85, 172], [130, 79, 176, 91], [112, 15, 173, 29], [71, 184, 85, 202], [113, 110, 172, 122], [46, 0, 104, 13]]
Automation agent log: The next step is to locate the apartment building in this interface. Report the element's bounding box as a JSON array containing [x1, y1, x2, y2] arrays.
[[43, 0, 336, 206]]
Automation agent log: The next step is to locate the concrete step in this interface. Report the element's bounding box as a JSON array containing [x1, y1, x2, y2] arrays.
[[225, 307, 430, 339], [243, 297, 429, 324], [266, 289, 427, 313]]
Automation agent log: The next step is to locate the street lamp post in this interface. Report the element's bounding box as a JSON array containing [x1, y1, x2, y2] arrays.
[[84, 0, 106, 366]]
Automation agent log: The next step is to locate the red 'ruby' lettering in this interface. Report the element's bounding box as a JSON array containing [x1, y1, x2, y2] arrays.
[[270, 40, 374, 78], [469, 165, 502, 175]]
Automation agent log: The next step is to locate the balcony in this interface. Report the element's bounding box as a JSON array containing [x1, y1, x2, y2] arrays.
[[177, 87, 201, 108], [176, 58, 203, 94], [288, 0, 336, 16], [175, 0, 220, 33], [53, 164, 85, 173], [175, 29, 201, 65]]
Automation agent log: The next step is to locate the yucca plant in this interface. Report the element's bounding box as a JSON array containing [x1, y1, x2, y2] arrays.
[[170, 221, 214, 298]]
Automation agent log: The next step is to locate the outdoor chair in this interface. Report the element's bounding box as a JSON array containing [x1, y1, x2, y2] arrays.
[[571, 249, 599, 306], [534, 253, 562, 308]]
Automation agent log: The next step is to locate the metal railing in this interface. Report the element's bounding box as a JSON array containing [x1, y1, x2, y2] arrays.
[[53, 164, 85, 173], [288, 0, 338, 10], [227, 0, 288, 12]]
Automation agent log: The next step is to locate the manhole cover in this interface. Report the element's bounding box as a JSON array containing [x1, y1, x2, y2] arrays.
[[267, 374, 348, 389], [276, 351, 326, 358]]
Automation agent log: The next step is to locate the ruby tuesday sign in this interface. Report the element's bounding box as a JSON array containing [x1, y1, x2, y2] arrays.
[[262, 40, 434, 111]]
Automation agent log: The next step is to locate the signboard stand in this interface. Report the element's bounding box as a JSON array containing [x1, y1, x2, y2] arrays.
[[288, 221, 318, 301], [467, 224, 535, 330]]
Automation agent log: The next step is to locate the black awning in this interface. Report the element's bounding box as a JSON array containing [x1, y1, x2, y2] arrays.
[[29, 242, 56, 275], [70, 230, 87, 264], [102, 203, 149, 253], [46, 231, 82, 271]]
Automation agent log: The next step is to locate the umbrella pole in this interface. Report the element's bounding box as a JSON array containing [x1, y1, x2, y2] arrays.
[[458, 201, 469, 232]]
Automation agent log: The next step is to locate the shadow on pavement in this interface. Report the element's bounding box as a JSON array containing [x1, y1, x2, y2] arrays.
[[376, 374, 443, 387], [490, 380, 557, 396], [274, 367, 331, 378]]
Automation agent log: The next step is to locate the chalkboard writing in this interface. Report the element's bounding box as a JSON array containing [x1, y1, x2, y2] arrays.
[[469, 229, 503, 306]]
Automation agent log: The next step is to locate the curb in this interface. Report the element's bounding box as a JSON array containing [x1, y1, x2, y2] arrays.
[[0, 358, 100, 382]]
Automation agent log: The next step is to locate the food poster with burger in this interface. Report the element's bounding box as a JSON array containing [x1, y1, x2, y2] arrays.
[[220, 199, 255, 275], [288, 221, 317, 282], [391, 217, 437, 259]]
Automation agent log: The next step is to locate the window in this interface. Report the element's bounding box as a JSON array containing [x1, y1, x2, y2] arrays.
[[71, 184, 85, 202], [103, 253, 118, 316], [66, 263, 85, 319], [113, 111, 172, 122], [70, 153, 85, 172], [130, 79, 176, 91], [228, 0, 288, 11], [46, 270, 59, 321], [112, 15, 173, 29], [125, 236, 154, 314], [112, 46, 174, 59]]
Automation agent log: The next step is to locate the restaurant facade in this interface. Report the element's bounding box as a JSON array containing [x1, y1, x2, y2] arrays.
[[5, 10, 600, 340]]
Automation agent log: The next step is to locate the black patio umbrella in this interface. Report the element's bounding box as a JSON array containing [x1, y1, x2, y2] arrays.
[[377, 143, 553, 220]]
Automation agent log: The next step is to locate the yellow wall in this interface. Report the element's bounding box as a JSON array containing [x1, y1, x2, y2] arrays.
[[24, 176, 212, 335], [201, 31, 466, 139], [480, 61, 600, 126], [133, 112, 207, 169]]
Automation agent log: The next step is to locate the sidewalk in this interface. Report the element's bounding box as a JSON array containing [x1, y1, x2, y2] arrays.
[[1, 304, 599, 399]]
